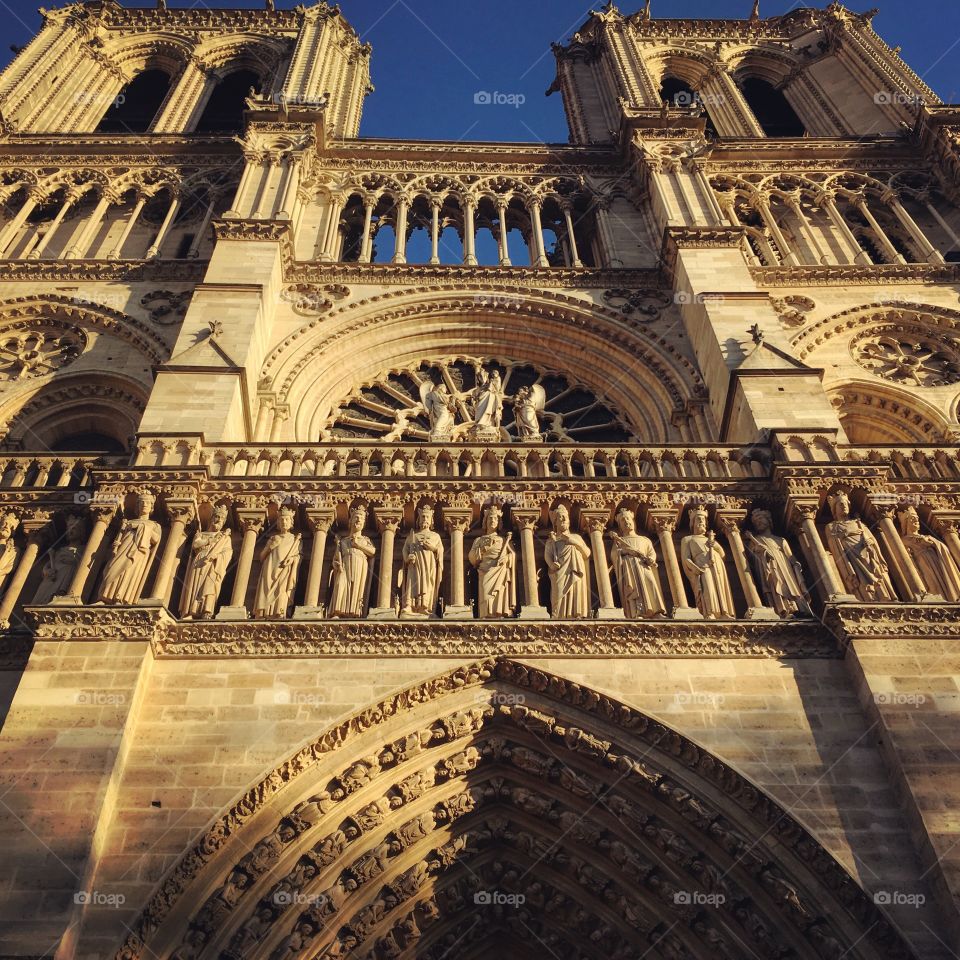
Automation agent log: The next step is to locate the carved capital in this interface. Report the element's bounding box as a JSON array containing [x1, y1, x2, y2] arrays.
[[716, 510, 748, 536], [163, 497, 197, 527], [305, 507, 336, 534], [376, 510, 403, 534], [511, 509, 540, 533], [579, 510, 610, 536], [235, 507, 266, 535], [443, 510, 473, 535]]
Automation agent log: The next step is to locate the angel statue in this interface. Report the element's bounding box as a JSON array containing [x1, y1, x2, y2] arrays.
[[421, 381, 457, 442], [513, 385, 546, 442], [470, 368, 505, 439]]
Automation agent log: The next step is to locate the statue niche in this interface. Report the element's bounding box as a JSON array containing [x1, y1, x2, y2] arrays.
[[253, 506, 301, 619], [469, 505, 517, 618], [33, 513, 86, 605], [680, 506, 735, 619], [824, 492, 896, 602], [97, 491, 162, 605], [545, 503, 592, 619], [898, 506, 960, 602], [400, 505, 444, 617], [180, 504, 233, 620], [609, 507, 665, 618], [323, 357, 632, 445], [328, 505, 376, 618]]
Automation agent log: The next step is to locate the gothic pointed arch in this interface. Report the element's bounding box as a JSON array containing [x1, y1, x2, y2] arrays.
[[114, 659, 918, 960], [829, 381, 953, 444], [261, 289, 704, 443]]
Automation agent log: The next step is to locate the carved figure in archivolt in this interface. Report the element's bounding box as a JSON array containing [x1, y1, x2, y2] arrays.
[[610, 507, 665, 618], [744, 509, 812, 618], [513, 384, 546, 442], [469, 505, 516, 618], [825, 492, 896, 602], [33, 513, 85, 605], [681, 506, 735, 619], [898, 506, 960, 601], [421, 381, 457, 443], [254, 506, 301, 619], [97, 492, 161, 604], [180, 504, 233, 620], [401, 504, 444, 617], [0, 512, 18, 591], [329, 504, 376, 618], [545, 503, 592, 619]]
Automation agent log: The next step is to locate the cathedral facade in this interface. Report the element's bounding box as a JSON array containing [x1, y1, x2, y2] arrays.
[[0, 2, 959, 958]]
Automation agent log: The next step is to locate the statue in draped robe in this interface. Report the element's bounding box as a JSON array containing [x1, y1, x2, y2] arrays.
[[824, 491, 896, 601], [680, 506, 735, 619], [470, 368, 505, 440], [98, 491, 161, 604], [898, 506, 960, 602], [744, 509, 812, 618], [545, 503, 591, 618], [0, 512, 18, 594], [180, 504, 233, 619], [610, 507, 665, 618], [400, 505, 444, 617], [469, 505, 516, 618], [253, 506, 301, 619], [329, 505, 376, 618], [33, 513, 85, 605]]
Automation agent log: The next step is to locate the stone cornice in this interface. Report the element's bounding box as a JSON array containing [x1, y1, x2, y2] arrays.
[[26, 604, 174, 642], [824, 603, 960, 642], [750, 263, 960, 286], [0, 259, 207, 282], [151, 618, 837, 659]]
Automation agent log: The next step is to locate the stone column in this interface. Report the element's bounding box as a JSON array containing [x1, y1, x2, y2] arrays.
[[443, 509, 473, 620], [392, 196, 409, 264], [145, 191, 181, 259], [0, 191, 40, 256], [107, 193, 146, 259], [0, 516, 46, 627], [883, 190, 944, 264], [932, 514, 960, 570], [788, 501, 853, 603], [462, 197, 478, 266], [370, 509, 402, 619], [924, 199, 960, 250], [295, 507, 336, 619], [64, 192, 111, 259], [147, 499, 196, 608], [818, 192, 871, 265], [528, 200, 549, 267], [512, 509, 548, 619], [717, 510, 778, 620], [754, 197, 800, 266], [854, 196, 906, 265], [648, 511, 701, 620], [869, 497, 927, 602], [581, 510, 624, 619], [786, 195, 832, 265], [561, 202, 583, 267], [218, 507, 264, 620], [187, 197, 217, 258], [429, 198, 441, 264], [322, 193, 347, 262], [359, 197, 376, 262], [61, 503, 117, 602], [497, 201, 511, 266], [28, 189, 79, 259]]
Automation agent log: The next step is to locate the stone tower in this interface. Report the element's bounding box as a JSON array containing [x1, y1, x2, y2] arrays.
[[0, 2, 958, 959]]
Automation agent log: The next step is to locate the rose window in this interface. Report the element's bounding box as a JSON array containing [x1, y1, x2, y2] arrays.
[[853, 332, 960, 388], [0, 327, 84, 381]]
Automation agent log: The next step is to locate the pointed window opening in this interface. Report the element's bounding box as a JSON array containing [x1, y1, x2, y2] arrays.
[[95, 69, 171, 134]]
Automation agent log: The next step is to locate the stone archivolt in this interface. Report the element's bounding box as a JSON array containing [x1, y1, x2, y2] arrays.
[[116, 659, 916, 960]]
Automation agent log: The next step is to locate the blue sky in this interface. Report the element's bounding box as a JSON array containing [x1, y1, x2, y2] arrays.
[[1, 0, 957, 142]]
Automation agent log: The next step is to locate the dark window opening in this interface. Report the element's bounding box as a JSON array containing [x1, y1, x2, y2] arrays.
[[946, 250, 960, 263], [95, 69, 171, 134], [174, 233, 195, 259], [739, 77, 806, 138], [195, 69, 261, 134], [50, 432, 126, 453], [660, 76, 718, 136]]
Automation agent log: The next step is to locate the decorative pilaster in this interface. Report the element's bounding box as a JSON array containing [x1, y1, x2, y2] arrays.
[[60, 503, 117, 603], [218, 507, 265, 620], [295, 507, 336, 619], [648, 511, 701, 620], [717, 511, 778, 620], [370, 509, 402, 619], [512, 510, 548, 619], [443, 509, 473, 620], [787, 500, 853, 603], [147, 499, 196, 607], [581, 510, 623, 619], [0, 515, 46, 627]]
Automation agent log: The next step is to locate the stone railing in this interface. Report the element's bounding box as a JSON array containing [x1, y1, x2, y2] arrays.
[[0, 453, 128, 490], [843, 446, 960, 481]]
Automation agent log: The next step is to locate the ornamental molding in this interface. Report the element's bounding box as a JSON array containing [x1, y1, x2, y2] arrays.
[[824, 603, 960, 641], [0, 260, 207, 282], [27, 604, 174, 642], [750, 263, 960, 286], [282, 261, 661, 289], [150, 618, 838, 659]]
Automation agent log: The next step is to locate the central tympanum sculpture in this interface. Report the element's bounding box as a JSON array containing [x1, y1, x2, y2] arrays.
[[468, 505, 516, 618], [744, 509, 812, 618], [609, 507, 665, 618], [898, 505, 960, 601], [680, 506, 735, 619], [420, 381, 456, 442], [469, 368, 505, 441], [254, 506, 301, 619], [545, 503, 591, 618], [98, 491, 162, 605], [329, 505, 376, 618], [180, 504, 233, 620], [824, 492, 896, 601], [400, 505, 444, 617], [512, 384, 546, 442]]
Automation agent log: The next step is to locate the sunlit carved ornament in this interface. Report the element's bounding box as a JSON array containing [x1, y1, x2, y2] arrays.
[[853, 332, 960, 388], [0, 324, 84, 381], [324, 357, 634, 444], [602, 288, 672, 319], [281, 283, 350, 317], [771, 295, 815, 328]]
